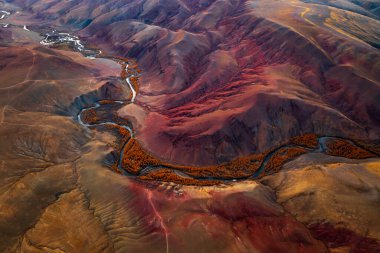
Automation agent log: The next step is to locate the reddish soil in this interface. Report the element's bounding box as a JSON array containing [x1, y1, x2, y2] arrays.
[[11, 0, 380, 167], [309, 222, 380, 253]]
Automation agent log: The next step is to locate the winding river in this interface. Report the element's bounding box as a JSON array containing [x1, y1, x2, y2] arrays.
[[1, 8, 139, 176], [2, 8, 378, 184], [42, 33, 142, 176]]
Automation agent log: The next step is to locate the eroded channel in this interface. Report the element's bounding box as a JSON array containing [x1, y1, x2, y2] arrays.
[[39, 32, 140, 176], [33, 32, 380, 184], [2, 8, 379, 185]]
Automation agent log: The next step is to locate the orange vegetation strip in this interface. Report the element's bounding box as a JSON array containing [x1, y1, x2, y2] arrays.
[[139, 169, 222, 186], [105, 124, 132, 174], [167, 153, 265, 179], [115, 133, 379, 185], [120, 136, 265, 179], [353, 140, 380, 156], [326, 139, 376, 159], [99, 100, 116, 105], [291, 133, 318, 149], [105, 124, 131, 140], [264, 147, 308, 174], [128, 60, 138, 70], [122, 139, 161, 175], [81, 109, 98, 124], [120, 63, 127, 80], [119, 60, 140, 98], [129, 76, 139, 93]]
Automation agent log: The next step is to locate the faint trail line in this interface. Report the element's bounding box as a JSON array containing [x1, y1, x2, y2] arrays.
[[0, 80, 29, 90], [1, 122, 59, 128], [0, 105, 8, 126], [146, 190, 169, 253], [24, 50, 36, 81]]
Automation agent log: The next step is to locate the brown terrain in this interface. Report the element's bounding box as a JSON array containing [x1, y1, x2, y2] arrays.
[[2, 0, 379, 166], [0, 0, 380, 252]]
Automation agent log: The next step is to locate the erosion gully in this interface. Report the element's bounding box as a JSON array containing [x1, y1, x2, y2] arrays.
[[1, 9, 377, 184]]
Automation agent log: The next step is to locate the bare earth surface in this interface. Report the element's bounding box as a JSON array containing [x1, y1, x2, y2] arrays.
[[0, 0, 380, 252]]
